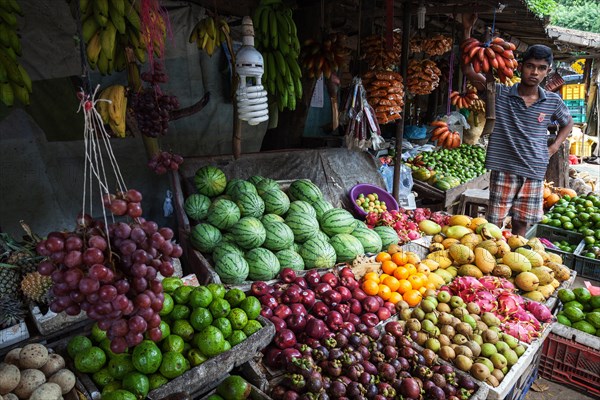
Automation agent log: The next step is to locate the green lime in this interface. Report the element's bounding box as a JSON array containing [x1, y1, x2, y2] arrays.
[[173, 285, 195, 305], [229, 330, 247, 347], [190, 307, 213, 331], [101, 381, 122, 396], [159, 293, 174, 316], [159, 351, 189, 379], [171, 304, 191, 320], [122, 371, 150, 400], [213, 317, 233, 339], [162, 334, 185, 353], [209, 298, 231, 319], [584, 236, 596, 245], [91, 322, 108, 344], [207, 395, 225, 400], [196, 326, 226, 357], [159, 320, 170, 340], [108, 354, 136, 380], [217, 375, 252, 400], [239, 296, 261, 320], [92, 367, 114, 388], [187, 348, 208, 367], [75, 346, 106, 374], [162, 277, 184, 293], [224, 289, 246, 307], [101, 390, 137, 400], [242, 319, 262, 337], [189, 286, 214, 309], [68, 335, 93, 359], [207, 283, 226, 299], [223, 341, 232, 352], [148, 373, 169, 390], [228, 308, 249, 330], [171, 319, 195, 342], [132, 340, 162, 374]]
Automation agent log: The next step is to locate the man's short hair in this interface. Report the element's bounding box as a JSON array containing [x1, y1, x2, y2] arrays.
[[522, 44, 553, 66]]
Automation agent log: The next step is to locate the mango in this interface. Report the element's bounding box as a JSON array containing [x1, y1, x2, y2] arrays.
[[502, 252, 532, 273], [474, 247, 496, 273], [546, 252, 563, 264], [527, 237, 545, 253], [515, 248, 544, 268], [442, 238, 461, 249], [521, 291, 546, 302], [422, 259, 440, 271], [449, 214, 472, 227], [495, 240, 511, 257], [476, 223, 502, 240], [507, 235, 528, 250], [458, 264, 484, 278], [429, 243, 445, 253], [477, 239, 499, 255], [550, 279, 560, 289], [530, 266, 554, 285], [492, 264, 512, 279], [446, 266, 458, 277], [469, 217, 488, 231], [461, 233, 482, 249], [449, 244, 475, 264], [514, 271, 540, 291], [434, 268, 454, 283], [427, 252, 452, 269], [419, 220, 442, 235], [427, 272, 445, 289], [432, 234, 444, 243], [446, 225, 474, 240], [538, 284, 555, 299]]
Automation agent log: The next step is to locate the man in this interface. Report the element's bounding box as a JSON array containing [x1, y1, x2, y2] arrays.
[[462, 14, 573, 236]]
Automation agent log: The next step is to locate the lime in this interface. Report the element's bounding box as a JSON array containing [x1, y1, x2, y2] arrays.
[[162, 277, 184, 293], [242, 320, 262, 337], [207, 283, 226, 299], [162, 334, 185, 353], [187, 348, 208, 367], [229, 330, 247, 347], [159, 320, 170, 340], [132, 340, 162, 374], [189, 286, 214, 309], [209, 298, 231, 319], [207, 395, 225, 400], [92, 367, 114, 388], [75, 346, 106, 374], [240, 296, 261, 320], [190, 307, 213, 331], [159, 351, 189, 379], [197, 326, 226, 357], [171, 319, 195, 342], [68, 335, 93, 359], [217, 375, 251, 400], [101, 380, 122, 396], [91, 322, 108, 344], [148, 373, 169, 390], [223, 341, 232, 352], [173, 285, 195, 305], [159, 293, 174, 316], [108, 354, 136, 380], [584, 236, 596, 245], [122, 371, 150, 400], [228, 308, 249, 330], [213, 317, 233, 339], [224, 288, 246, 307], [100, 390, 137, 400], [171, 304, 191, 320]]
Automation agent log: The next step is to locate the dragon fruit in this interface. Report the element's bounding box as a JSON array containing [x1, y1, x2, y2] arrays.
[[513, 310, 542, 330], [473, 291, 498, 312], [525, 301, 553, 323], [501, 321, 538, 343], [497, 292, 525, 315], [451, 276, 484, 294]]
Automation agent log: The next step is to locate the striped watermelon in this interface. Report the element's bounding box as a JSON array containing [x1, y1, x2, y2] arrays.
[[260, 190, 290, 216], [288, 179, 323, 203], [285, 213, 319, 243], [351, 226, 383, 254], [230, 217, 266, 249], [194, 166, 227, 197], [255, 178, 279, 195], [212, 242, 244, 263], [311, 199, 334, 220], [247, 175, 264, 186], [330, 234, 364, 263], [245, 248, 280, 280], [263, 222, 295, 251], [276, 249, 305, 271], [314, 230, 330, 243], [373, 226, 399, 248], [191, 223, 222, 253], [236, 192, 265, 218], [229, 181, 258, 200], [287, 201, 316, 218], [207, 199, 241, 230], [354, 220, 368, 229], [319, 208, 357, 236], [221, 232, 236, 243], [184, 194, 211, 221], [300, 238, 337, 269], [215, 253, 249, 284], [225, 178, 245, 196], [292, 242, 302, 253], [213, 194, 233, 202], [261, 214, 285, 224]]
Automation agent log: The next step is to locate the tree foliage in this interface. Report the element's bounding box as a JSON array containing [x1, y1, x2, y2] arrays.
[[526, 0, 600, 33]]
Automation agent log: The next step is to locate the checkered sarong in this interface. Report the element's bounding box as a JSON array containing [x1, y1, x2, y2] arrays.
[[487, 171, 544, 226]]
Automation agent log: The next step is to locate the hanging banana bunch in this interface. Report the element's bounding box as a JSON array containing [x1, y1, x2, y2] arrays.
[[253, 0, 302, 111], [96, 85, 128, 138], [188, 15, 230, 56], [0, 0, 32, 106]]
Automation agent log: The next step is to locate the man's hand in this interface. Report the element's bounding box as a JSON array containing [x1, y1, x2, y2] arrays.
[[462, 13, 478, 30], [548, 144, 559, 157]]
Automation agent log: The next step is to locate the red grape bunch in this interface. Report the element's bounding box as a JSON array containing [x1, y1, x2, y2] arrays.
[[102, 188, 144, 218], [36, 190, 183, 353], [148, 151, 184, 175]]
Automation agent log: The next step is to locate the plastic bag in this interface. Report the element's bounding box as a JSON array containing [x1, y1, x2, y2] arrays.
[[379, 164, 395, 193], [378, 164, 414, 195], [442, 111, 470, 130]]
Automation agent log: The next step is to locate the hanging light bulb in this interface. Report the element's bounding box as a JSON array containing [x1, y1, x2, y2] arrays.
[[236, 16, 269, 126], [417, 2, 427, 30]]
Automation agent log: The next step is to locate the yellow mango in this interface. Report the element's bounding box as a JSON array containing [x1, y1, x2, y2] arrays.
[[474, 247, 496, 273]]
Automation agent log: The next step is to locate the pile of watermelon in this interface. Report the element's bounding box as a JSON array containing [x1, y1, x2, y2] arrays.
[[184, 166, 401, 284]]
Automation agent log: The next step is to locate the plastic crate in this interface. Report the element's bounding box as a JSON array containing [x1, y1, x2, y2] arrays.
[[565, 100, 586, 116], [572, 113, 586, 124], [525, 224, 584, 269], [570, 139, 595, 157], [503, 347, 542, 400], [573, 249, 600, 280], [561, 83, 585, 100], [539, 324, 600, 396]]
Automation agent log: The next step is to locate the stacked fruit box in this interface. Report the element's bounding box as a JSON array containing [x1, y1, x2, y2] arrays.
[[525, 224, 584, 269]]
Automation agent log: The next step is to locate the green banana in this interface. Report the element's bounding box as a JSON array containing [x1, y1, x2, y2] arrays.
[[0, 81, 13, 106], [100, 21, 117, 60], [7, 0, 23, 15], [17, 64, 30, 92], [294, 76, 303, 99], [0, 24, 10, 47], [127, 28, 140, 48], [79, 0, 90, 14], [0, 60, 7, 83], [8, 27, 21, 55], [94, 0, 109, 18], [109, 3, 126, 34], [0, 7, 17, 27], [94, 4, 108, 27], [97, 50, 109, 74], [287, 56, 302, 78], [82, 15, 99, 43], [10, 81, 28, 105], [133, 45, 146, 63], [0, 48, 22, 85], [273, 50, 288, 76], [109, 0, 125, 16], [124, 0, 141, 31], [269, 10, 278, 49], [260, 7, 270, 38]]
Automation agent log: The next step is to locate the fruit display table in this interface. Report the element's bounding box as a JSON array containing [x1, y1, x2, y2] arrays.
[[413, 171, 491, 212]]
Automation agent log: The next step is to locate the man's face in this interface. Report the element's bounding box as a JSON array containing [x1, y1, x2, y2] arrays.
[[519, 58, 551, 88]]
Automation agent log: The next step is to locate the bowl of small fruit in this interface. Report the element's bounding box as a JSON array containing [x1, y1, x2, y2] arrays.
[[350, 183, 399, 217]]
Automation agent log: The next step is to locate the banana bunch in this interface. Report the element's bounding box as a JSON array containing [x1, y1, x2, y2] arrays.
[[73, 0, 162, 75], [188, 16, 229, 56], [97, 85, 127, 138], [253, 0, 302, 111], [450, 88, 479, 109], [421, 34, 453, 57], [430, 120, 461, 149], [361, 34, 401, 70], [469, 98, 486, 113], [301, 33, 352, 79], [461, 37, 519, 84], [0, 0, 32, 106], [502, 75, 521, 87]]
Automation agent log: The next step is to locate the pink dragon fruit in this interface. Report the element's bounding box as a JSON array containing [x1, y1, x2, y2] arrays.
[[525, 301, 553, 323], [381, 211, 394, 226], [389, 210, 399, 219], [501, 321, 537, 343], [473, 291, 498, 312], [365, 212, 379, 226], [498, 279, 516, 292], [407, 230, 421, 240], [451, 276, 484, 293], [479, 276, 502, 291], [497, 292, 525, 315], [513, 310, 542, 330]]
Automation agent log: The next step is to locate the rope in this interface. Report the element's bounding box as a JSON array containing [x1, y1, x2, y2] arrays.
[[446, 49, 455, 116], [485, 7, 497, 46], [74, 3, 91, 93]]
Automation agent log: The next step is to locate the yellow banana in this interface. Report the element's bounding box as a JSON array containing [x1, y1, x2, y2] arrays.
[[206, 16, 215, 40], [97, 86, 112, 124]]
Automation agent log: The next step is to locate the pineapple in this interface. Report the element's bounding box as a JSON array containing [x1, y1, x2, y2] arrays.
[[21, 272, 53, 305], [7, 250, 39, 275], [0, 263, 21, 297], [0, 294, 26, 329]]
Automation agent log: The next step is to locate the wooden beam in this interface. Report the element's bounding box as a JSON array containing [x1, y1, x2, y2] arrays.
[[187, 0, 257, 17]]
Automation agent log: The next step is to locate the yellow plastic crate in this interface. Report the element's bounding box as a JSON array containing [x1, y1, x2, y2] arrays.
[[561, 84, 585, 100], [570, 138, 595, 157]]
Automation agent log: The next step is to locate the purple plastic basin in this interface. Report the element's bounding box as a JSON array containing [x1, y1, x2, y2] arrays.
[[349, 184, 399, 217]]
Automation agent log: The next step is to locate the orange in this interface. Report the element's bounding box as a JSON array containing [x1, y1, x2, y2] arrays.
[[404, 289, 423, 307], [408, 274, 425, 290], [383, 276, 400, 292], [375, 252, 391, 263], [379, 273, 390, 282], [406, 252, 421, 265], [405, 263, 417, 276], [397, 279, 412, 294], [391, 251, 408, 266], [381, 260, 397, 275], [363, 272, 380, 283], [377, 284, 392, 300], [362, 279, 379, 296], [388, 292, 403, 305], [393, 266, 409, 280]]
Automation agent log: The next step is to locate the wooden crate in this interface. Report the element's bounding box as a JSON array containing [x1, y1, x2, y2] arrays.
[[412, 172, 491, 212]]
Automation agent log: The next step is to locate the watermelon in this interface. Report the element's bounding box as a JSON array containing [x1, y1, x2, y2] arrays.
[[276, 249, 305, 271], [288, 179, 323, 203], [319, 208, 357, 236], [212, 242, 244, 263], [221, 232, 236, 243], [230, 181, 258, 199], [191, 223, 222, 253], [230, 217, 266, 249], [311, 199, 334, 220], [260, 190, 290, 216], [261, 214, 285, 224], [236, 192, 265, 218], [247, 175, 264, 186], [314, 230, 330, 243], [263, 222, 295, 251], [292, 242, 302, 253], [194, 166, 227, 197], [329, 234, 364, 263], [354, 220, 368, 229], [225, 178, 245, 196], [245, 248, 280, 281], [351, 226, 383, 254], [287, 201, 316, 218], [215, 253, 249, 284], [255, 178, 279, 195], [206, 199, 241, 230], [184, 194, 211, 221], [300, 238, 337, 269], [373, 226, 399, 248], [285, 213, 319, 243]]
